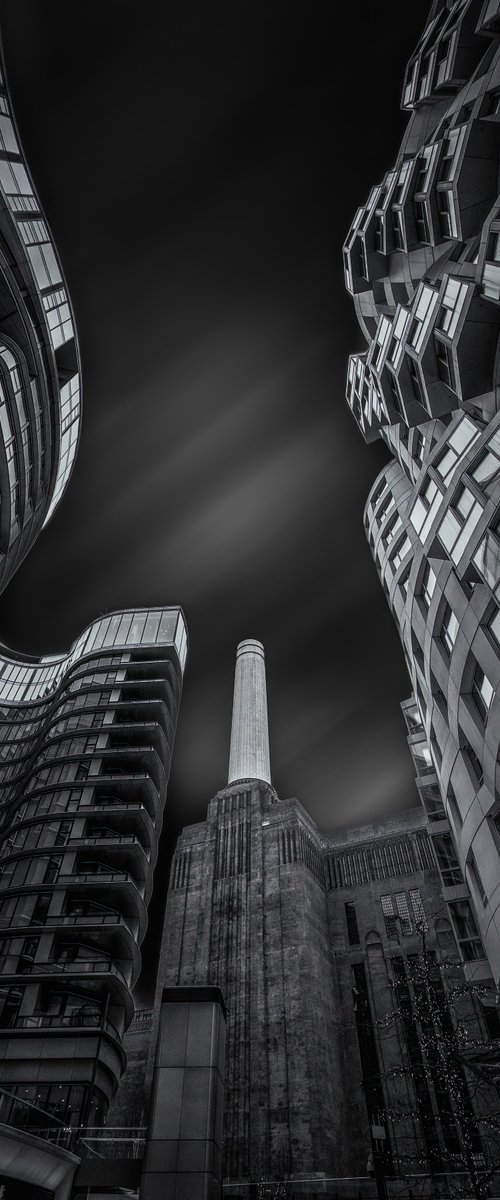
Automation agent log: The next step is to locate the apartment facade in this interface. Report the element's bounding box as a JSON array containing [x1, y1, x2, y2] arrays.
[[344, 0, 500, 986]]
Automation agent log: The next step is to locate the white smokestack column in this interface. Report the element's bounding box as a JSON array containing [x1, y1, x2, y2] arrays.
[[228, 639, 271, 785]]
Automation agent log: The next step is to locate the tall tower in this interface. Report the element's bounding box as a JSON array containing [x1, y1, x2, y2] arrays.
[[152, 640, 344, 1186], [228, 639, 271, 785]]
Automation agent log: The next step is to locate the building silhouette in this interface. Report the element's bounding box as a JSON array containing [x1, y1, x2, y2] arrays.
[[344, 0, 500, 988]]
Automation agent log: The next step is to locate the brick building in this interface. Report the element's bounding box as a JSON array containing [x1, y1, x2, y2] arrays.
[[110, 639, 500, 1193]]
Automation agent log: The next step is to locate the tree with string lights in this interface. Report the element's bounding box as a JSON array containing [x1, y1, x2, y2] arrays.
[[361, 917, 500, 1200]]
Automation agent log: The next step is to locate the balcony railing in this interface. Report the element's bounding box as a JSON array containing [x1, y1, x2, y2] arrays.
[[3, 1011, 121, 1039]]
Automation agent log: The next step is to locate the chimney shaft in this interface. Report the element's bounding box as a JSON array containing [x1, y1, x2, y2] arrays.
[[228, 639, 271, 785]]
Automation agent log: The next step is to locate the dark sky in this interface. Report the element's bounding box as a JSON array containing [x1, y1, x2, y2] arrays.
[[0, 2, 427, 994]]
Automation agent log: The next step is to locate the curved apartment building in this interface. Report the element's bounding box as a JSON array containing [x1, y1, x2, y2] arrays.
[[0, 34, 188, 1168], [0, 607, 186, 1135], [0, 39, 81, 586], [344, 0, 500, 985]]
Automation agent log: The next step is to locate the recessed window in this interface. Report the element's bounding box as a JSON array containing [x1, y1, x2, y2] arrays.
[[488, 605, 500, 649], [381, 894, 398, 940], [345, 902, 360, 946], [435, 337, 455, 389], [433, 832, 462, 887], [409, 888, 427, 931], [441, 603, 459, 654], [462, 741, 484, 786], [447, 785, 463, 828], [439, 128, 465, 183], [437, 190, 457, 239], [437, 485, 482, 565], [391, 535, 411, 570], [481, 227, 500, 301], [421, 563, 437, 609], [408, 285, 437, 352], [467, 853, 487, 907], [449, 898, 483, 961], [437, 277, 467, 338], [414, 199, 430, 243], [470, 431, 500, 494], [470, 662, 494, 721]]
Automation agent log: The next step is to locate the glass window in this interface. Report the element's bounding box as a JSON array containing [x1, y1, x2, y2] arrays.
[[441, 603, 459, 654], [437, 277, 467, 338], [467, 853, 487, 907], [437, 190, 457, 239], [449, 898, 483, 961], [439, 127, 465, 182], [391, 535, 411, 570], [144, 612, 161, 643], [395, 892, 412, 935], [381, 895, 398, 940], [433, 833, 462, 886], [435, 337, 456, 390], [437, 485, 483, 565], [159, 611, 177, 643], [128, 613, 147, 645], [409, 888, 427, 931], [114, 614, 133, 646], [470, 661, 494, 721], [421, 563, 437, 608], [408, 285, 438, 352], [92, 618, 112, 652]]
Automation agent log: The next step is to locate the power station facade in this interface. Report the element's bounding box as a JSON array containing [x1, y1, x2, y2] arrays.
[[108, 640, 500, 1196]]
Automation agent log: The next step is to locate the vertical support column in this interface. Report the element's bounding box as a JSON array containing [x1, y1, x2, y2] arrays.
[[140, 985, 226, 1200]]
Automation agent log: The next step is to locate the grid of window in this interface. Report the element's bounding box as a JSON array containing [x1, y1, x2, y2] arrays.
[[409, 888, 427, 931], [381, 894, 398, 939], [395, 892, 412, 935]]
